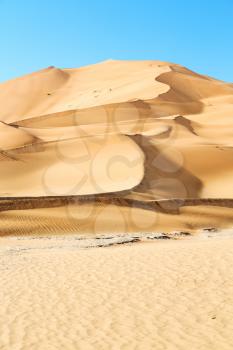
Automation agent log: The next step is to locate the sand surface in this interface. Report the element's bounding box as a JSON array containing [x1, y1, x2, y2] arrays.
[[1, 232, 233, 349], [0, 60, 232, 234], [0, 60, 233, 349]]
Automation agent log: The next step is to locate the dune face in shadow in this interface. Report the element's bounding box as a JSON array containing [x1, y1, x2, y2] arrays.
[[129, 135, 202, 200], [0, 60, 232, 234], [154, 64, 233, 117]]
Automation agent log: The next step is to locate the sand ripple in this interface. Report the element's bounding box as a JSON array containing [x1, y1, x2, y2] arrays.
[[0, 235, 233, 349]]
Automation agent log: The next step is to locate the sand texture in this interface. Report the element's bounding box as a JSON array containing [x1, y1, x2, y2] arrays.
[[1, 232, 233, 349]]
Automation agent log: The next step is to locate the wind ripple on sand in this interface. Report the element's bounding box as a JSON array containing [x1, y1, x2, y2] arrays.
[[0, 236, 233, 349]]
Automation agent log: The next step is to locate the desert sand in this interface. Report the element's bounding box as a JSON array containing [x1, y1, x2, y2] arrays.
[[0, 60, 233, 349], [1, 232, 233, 350]]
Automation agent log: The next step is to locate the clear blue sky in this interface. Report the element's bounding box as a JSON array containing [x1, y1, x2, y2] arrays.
[[1, 0, 233, 82]]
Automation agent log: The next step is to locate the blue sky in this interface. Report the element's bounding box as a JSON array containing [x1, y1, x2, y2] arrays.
[[0, 0, 233, 82]]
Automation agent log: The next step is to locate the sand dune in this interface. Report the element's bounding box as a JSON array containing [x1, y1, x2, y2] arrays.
[[0, 60, 232, 234], [0, 122, 36, 151], [0, 61, 170, 123]]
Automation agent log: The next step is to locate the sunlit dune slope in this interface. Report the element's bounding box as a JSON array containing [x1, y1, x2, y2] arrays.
[[0, 60, 171, 123]]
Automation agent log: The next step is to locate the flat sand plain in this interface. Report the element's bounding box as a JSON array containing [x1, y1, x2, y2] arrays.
[[1, 231, 233, 350]]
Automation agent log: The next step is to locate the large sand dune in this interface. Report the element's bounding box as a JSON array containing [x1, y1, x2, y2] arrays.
[[0, 60, 232, 234]]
